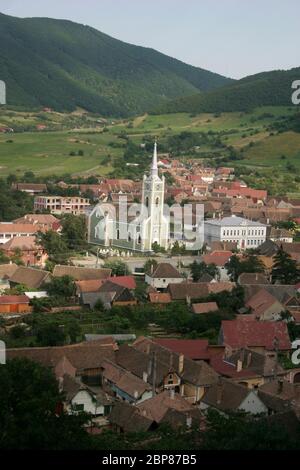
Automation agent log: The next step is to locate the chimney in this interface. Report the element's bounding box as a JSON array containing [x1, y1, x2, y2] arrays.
[[237, 359, 243, 373], [246, 352, 252, 368], [278, 379, 284, 394], [178, 354, 184, 375], [186, 414, 192, 429], [170, 389, 175, 400], [255, 273, 258, 281], [134, 390, 139, 401], [217, 378, 223, 405], [143, 371, 148, 383], [58, 376, 64, 393]]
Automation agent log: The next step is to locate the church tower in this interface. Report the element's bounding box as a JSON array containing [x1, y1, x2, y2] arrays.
[[141, 142, 169, 251]]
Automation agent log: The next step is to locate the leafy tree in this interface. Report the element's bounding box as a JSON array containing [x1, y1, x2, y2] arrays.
[[225, 254, 264, 282], [143, 258, 158, 274], [37, 230, 68, 262], [45, 275, 75, 298], [0, 358, 90, 449], [103, 260, 130, 276], [66, 319, 82, 343], [171, 241, 186, 256], [271, 248, 300, 284], [190, 261, 219, 282], [61, 214, 87, 251], [36, 323, 66, 346]]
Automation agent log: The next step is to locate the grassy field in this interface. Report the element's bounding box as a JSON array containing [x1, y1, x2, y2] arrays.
[[0, 106, 299, 183]]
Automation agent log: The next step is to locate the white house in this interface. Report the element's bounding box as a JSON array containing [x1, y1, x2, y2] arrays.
[[204, 216, 267, 250], [61, 374, 112, 416], [145, 262, 183, 290], [0, 223, 38, 245], [200, 379, 268, 415]]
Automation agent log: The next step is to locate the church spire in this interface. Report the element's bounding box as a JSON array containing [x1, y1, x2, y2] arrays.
[[151, 140, 158, 177]]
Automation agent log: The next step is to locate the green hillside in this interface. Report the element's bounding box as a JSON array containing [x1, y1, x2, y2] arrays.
[[0, 13, 231, 116], [154, 68, 300, 114]]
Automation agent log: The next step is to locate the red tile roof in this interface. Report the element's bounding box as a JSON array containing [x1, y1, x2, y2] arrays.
[[109, 276, 136, 290], [192, 302, 219, 314], [221, 320, 291, 351], [149, 292, 172, 304], [153, 338, 210, 360], [203, 251, 232, 267], [0, 295, 30, 305]]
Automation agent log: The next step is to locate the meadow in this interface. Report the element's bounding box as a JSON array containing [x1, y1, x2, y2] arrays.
[[0, 106, 299, 187]]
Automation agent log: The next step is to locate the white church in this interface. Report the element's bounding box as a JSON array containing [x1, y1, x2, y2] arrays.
[[88, 142, 170, 252]]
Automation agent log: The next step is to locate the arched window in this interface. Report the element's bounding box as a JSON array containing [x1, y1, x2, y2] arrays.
[[128, 233, 132, 242], [155, 197, 159, 207], [117, 229, 120, 240], [145, 197, 149, 208], [138, 235, 142, 244]]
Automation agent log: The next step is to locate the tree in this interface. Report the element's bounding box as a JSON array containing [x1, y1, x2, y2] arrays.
[[36, 323, 66, 346], [190, 261, 219, 282], [0, 358, 90, 449], [225, 254, 264, 282], [171, 241, 186, 256], [37, 230, 68, 263], [45, 275, 75, 298], [143, 259, 158, 275], [61, 214, 87, 251], [103, 260, 130, 276], [272, 248, 300, 284], [66, 319, 82, 343]]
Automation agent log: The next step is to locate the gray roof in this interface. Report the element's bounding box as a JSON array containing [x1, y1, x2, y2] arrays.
[[205, 216, 266, 227]]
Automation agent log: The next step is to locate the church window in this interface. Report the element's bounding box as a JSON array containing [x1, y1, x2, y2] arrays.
[[156, 197, 160, 206], [145, 197, 149, 208], [117, 229, 120, 240], [128, 233, 132, 242]]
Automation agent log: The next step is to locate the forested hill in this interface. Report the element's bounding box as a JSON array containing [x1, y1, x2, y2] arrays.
[[153, 67, 300, 114], [0, 13, 232, 116]]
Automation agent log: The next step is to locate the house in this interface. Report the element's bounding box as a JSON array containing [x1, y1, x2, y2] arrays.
[[137, 390, 194, 423], [53, 265, 111, 281], [0, 223, 38, 245], [258, 379, 300, 415], [109, 401, 155, 434], [148, 292, 172, 304], [0, 295, 32, 315], [101, 359, 152, 404], [0, 263, 18, 292], [238, 273, 270, 285], [192, 302, 219, 315], [167, 281, 234, 302], [204, 216, 267, 250], [61, 374, 113, 416], [1, 236, 48, 267], [6, 337, 118, 384], [269, 227, 293, 244], [245, 288, 285, 321], [9, 266, 52, 289], [34, 195, 91, 215], [123, 338, 219, 403], [209, 348, 285, 389], [12, 183, 47, 195], [145, 263, 183, 290], [81, 281, 136, 309], [75, 276, 136, 296], [200, 378, 268, 415], [13, 214, 61, 232], [153, 339, 210, 361], [160, 407, 205, 430], [202, 251, 232, 280], [219, 320, 291, 354]]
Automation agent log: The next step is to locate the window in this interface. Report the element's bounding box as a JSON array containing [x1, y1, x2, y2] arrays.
[[156, 197, 160, 207], [73, 403, 84, 412]]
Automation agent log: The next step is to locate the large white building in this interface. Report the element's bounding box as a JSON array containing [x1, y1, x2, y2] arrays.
[[204, 216, 267, 250], [88, 143, 169, 252]]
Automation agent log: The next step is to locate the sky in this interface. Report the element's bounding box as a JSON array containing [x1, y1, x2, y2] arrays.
[[0, 0, 299, 79]]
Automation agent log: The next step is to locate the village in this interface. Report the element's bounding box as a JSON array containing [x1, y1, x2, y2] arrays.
[[0, 143, 300, 439]]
